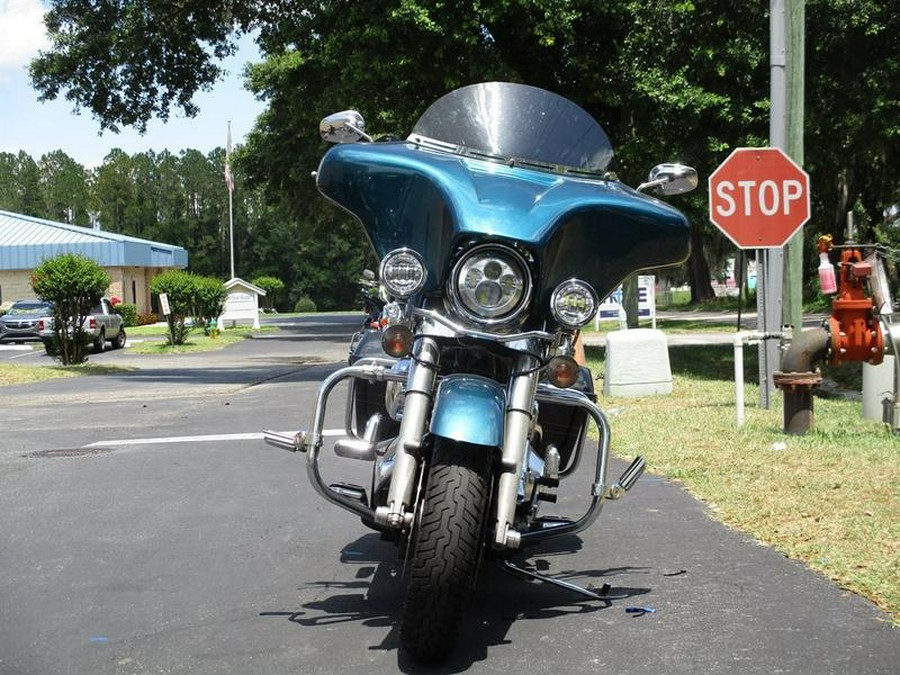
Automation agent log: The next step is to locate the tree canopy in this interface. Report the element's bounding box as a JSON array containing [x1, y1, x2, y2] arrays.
[[25, 0, 900, 302]]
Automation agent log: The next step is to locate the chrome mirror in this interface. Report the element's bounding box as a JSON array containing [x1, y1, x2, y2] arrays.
[[319, 110, 372, 144], [637, 163, 698, 195]]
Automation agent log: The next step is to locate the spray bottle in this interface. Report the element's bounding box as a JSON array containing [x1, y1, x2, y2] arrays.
[[817, 234, 836, 294]]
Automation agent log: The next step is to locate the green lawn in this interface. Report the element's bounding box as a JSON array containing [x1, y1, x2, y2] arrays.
[[586, 343, 899, 622]]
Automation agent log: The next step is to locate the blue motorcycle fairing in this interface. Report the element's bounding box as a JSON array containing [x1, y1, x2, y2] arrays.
[[316, 141, 690, 316], [429, 374, 506, 448]]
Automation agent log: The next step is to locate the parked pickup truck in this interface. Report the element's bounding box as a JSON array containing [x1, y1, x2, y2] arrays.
[[38, 297, 127, 354]]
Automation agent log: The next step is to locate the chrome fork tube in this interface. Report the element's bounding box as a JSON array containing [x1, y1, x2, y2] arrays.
[[374, 337, 439, 530], [493, 354, 540, 549]]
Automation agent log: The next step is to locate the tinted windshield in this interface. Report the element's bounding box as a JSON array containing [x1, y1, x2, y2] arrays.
[[410, 82, 613, 174]]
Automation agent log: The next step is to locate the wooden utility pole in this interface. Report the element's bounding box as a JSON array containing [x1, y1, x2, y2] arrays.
[[783, 1, 805, 336]]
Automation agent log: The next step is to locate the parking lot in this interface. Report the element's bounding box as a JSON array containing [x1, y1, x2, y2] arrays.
[[1, 315, 897, 674]]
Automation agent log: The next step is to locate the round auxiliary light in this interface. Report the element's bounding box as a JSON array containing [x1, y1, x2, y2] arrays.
[[380, 248, 427, 298], [381, 325, 414, 358], [551, 279, 599, 329], [545, 355, 581, 389], [450, 245, 531, 325]]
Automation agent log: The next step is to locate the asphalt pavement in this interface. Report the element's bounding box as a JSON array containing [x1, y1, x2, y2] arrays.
[[0, 313, 896, 674]]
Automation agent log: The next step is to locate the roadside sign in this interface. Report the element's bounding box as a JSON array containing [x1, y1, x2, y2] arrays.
[[159, 293, 171, 316], [708, 147, 810, 249]]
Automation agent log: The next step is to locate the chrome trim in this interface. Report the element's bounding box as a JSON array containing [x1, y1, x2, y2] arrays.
[[375, 337, 440, 529], [407, 133, 611, 179], [412, 306, 554, 344], [550, 278, 600, 329], [448, 244, 533, 328], [379, 248, 427, 298], [494, 353, 541, 549]]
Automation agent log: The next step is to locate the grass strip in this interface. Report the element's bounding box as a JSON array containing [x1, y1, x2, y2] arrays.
[[586, 344, 899, 622]]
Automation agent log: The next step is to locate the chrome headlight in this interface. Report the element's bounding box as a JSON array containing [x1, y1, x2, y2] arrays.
[[380, 248, 427, 298], [450, 245, 531, 325], [551, 279, 598, 329]]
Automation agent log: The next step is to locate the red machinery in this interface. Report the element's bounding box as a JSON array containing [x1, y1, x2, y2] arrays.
[[824, 239, 884, 366]]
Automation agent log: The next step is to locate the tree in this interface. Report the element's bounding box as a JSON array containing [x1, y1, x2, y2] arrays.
[[27, 1, 900, 304], [93, 149, 137, 231], [251, 276, 284, 311], [192, 276, 227, 335], [38, 150, 91, 225], [31, 253, 110, 365], [149, 269, 196, 345], [16, 152, 45, 218], [0, 153, 21, 212]]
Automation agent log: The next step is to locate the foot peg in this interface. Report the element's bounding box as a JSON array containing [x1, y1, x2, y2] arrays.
[[605, 455, 646, 499], [329, 482, 368, 505], [263, 429, 308, 453]]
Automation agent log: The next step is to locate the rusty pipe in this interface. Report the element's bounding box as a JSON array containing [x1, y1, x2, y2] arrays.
[[780, 326, 831, 373], [773, 326, 831, 435]]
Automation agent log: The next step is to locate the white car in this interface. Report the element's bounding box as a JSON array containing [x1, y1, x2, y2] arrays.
[[38, 297, 127, 354]]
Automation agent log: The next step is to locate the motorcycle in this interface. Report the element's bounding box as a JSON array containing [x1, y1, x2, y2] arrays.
[[347, 269, 390, 364], [265, 82, 696, 662]]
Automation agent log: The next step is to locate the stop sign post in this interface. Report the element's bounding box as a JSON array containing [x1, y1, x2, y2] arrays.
[[708, 147, 810, 413], [709, 147, 810, 248]]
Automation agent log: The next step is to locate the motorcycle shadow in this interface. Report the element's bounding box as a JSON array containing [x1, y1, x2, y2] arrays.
[[269, 532, 651, 673]]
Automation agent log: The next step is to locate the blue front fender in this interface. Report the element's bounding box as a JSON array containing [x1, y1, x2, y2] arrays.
[[429, 375, 506, 447]]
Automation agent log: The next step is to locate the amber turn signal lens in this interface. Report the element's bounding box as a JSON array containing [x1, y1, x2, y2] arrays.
[[381, 325, 414, 357], [546, 355, 580, 389]]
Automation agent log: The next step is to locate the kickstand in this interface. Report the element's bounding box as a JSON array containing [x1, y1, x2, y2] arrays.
[[497, 558, 607, 601]]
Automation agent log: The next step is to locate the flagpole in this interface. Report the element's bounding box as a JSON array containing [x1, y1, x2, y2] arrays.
[[226, 120, 235, 279], [228, 178, 235, 280]]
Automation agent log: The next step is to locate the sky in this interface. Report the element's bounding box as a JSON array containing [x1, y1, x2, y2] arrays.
[[0, 0, 267, 168]]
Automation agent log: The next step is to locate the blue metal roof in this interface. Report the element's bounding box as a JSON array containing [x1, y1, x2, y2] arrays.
[[0, 211, 188, 270]]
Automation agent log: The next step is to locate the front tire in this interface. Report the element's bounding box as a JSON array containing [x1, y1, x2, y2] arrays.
[[112, 328, 126, 349], [400, 439, 492, 662]]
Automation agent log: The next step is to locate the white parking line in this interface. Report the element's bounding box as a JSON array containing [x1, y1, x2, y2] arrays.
[[84, 429, 346, 448]]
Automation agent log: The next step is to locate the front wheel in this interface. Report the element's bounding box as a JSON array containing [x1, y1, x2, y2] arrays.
[[400, 438, 493, 662], [93, 328, 106, 353]]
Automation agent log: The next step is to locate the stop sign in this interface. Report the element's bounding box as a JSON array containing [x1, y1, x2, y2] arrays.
[[708, 147, 810, 249]]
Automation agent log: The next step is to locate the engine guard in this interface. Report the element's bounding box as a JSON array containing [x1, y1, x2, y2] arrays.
[[429, 374, 506, 448], [263, 359, 646, 548]]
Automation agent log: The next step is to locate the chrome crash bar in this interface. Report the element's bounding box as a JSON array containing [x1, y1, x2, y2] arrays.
[[518, 385, 645, 546], [264, 358, 403, 520]]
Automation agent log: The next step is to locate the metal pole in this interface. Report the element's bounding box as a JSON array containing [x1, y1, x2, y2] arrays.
[[759, 0, 787, 408], [228, 185, 235, 280], [227, 119, 236, 280]]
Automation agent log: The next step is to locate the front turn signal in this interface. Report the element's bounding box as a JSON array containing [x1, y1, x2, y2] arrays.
[[545, 355, 580, 389], [382, 325, 414, 358]]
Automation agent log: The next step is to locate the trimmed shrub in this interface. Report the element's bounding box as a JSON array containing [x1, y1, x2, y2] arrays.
[[31, 253, 109, 365], [150, 270, 196, 345], [294, 297, 317, 313], [113, 303, 139, 327], [252, 275, 284, 311], [137, 312, 159, 326], [193, 276, 227, 335]]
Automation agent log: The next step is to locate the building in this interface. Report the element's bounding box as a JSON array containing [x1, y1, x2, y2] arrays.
[[0, 210, 188, 313]]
